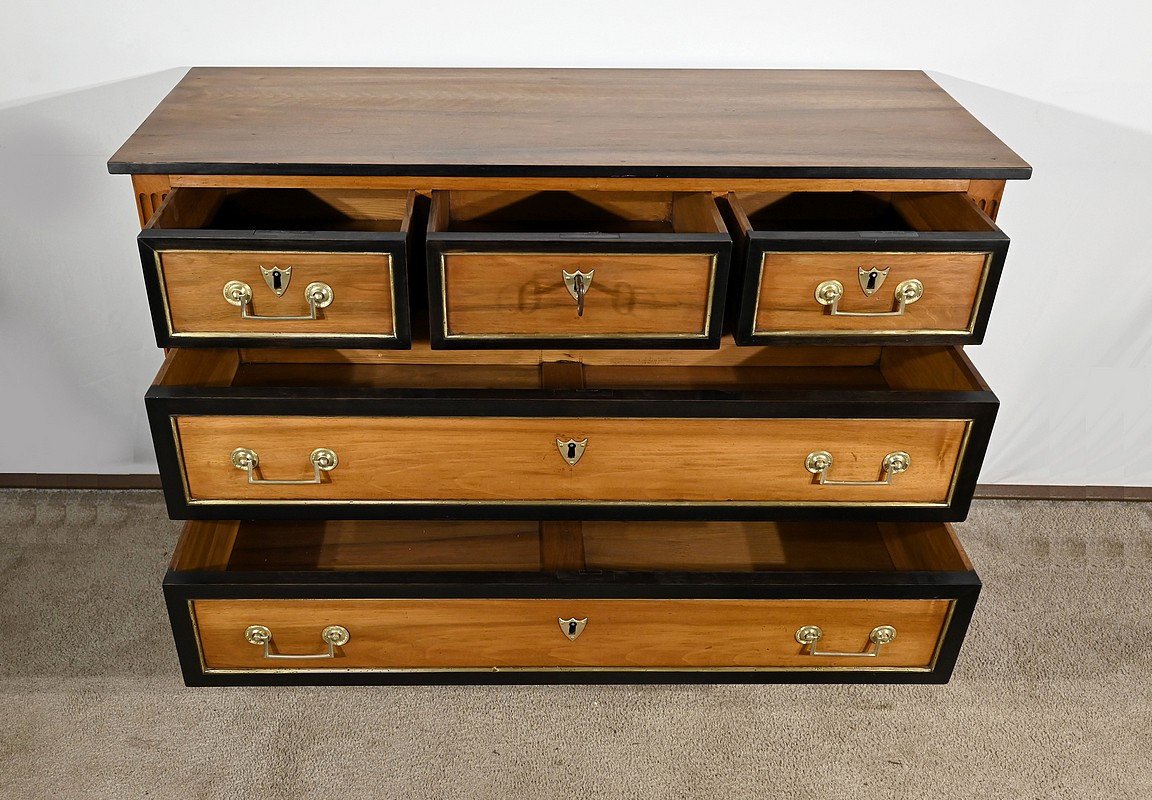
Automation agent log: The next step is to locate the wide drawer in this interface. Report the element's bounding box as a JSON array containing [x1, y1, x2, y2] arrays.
[[146, 343, 997, 520], [725, 191, 1010, 345], [426, 191, 732, 348], [138, 187, 415, 348], [164, 517, 980, 685]]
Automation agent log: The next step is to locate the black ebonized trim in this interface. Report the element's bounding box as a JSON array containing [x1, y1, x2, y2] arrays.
[[145, 377, 997, 522], [728, 206, 1012, 346], [162, 568, 980, 686], [138, 227, 413, 350], [424, 232, 732, 350]]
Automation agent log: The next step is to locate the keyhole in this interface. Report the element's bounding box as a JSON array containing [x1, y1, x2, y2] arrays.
[[567, 443, 577, 459], [272, 270, 283, 291], [866, 271, 878, 291], [568, 621, 578, 636]]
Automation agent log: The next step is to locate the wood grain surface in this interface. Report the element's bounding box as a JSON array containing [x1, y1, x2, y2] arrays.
[[191, 597, 951, 670], [752, 251, 990, 335], [108, 69, 1031, 179], [232, 337, 886, 367], [174, 416, 969, 505], [159, 251, 397, 337], [441, 252, 715, 338], [170, 518, 971, 575]]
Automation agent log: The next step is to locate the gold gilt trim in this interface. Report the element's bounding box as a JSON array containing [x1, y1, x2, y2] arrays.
[[188, 599, 956, 675], [750, 251, 994, 337], [438, 251, 719, 340], [171, 416, 973, 509], [154, 249, 400, 341]]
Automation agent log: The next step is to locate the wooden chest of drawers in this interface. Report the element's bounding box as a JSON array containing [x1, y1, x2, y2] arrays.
[[109, 68, 1029, 686]]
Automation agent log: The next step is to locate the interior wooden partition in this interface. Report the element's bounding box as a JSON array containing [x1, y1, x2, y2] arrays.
[[132, 175, 1007, 229]]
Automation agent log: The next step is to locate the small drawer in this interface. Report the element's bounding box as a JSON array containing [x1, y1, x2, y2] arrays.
[[426, 191, 732, 348], [147, 343, 996, 521], [726, 191, 1010, 345], [164, 518, 979, 685], [138, 187, 415, 348]]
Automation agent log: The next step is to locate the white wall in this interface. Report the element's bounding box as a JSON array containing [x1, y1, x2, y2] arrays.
[[1, 1, 1149, 484]]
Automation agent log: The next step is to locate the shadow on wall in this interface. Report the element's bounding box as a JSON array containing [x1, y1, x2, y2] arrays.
[[0, 70, 185, 473], [932, 74, 1152, 486], [0, 69, 1148, 485]]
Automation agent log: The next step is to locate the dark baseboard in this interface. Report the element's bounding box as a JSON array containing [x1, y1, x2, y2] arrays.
[[0, 473, 163, 489], [973, 484, 1152, 501], [0, 474, 1149, 501]]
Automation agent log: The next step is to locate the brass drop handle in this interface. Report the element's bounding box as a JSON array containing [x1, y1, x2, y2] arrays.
[[796, 625, 896, 658], [223, 280, 334, 320], [244, 624, 350, 660], [805, 450, 910, 486], [230, 447, 339, 485], [814, 278, 923, 317], [562, 269, 595, 317]]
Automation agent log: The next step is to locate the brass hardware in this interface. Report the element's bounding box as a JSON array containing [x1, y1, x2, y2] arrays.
[[795, 625, 897, 657], [260, 265, 292, 296], [858, 266, 890, 296], [562, 269, 595, 317], [230, 447, 339, 485], [556, 438, 588, 466], [244, 624, 350, 660], [222, 280, 254, 306], [179, 415, 970, 510], [222, 279, 334, 320], [804, 450, 911, 486], [156, 250, 400, 342], [438, 252, 718, 341], [558, 617, 588, 641], [814, 278, 923, 317]]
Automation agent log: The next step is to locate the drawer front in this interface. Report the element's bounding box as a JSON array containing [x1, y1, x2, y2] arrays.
[[749, 250, 992, 339], [156, 250, 398, 339], [191, 598, 953, 672], [172, 415, 970, 507], [437, 252, 718, 343]]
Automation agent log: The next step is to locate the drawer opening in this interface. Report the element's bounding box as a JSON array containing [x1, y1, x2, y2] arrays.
[[171, 519, 972, 575], [729, 191, 997, 234], [153, 342, 987, 393], [147, 187, 413, 233], [429, 190, 727, 235]]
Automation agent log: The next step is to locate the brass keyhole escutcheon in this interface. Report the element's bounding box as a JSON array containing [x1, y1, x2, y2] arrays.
[[562, 269, 595, 316], [556, 438, 588, 466]]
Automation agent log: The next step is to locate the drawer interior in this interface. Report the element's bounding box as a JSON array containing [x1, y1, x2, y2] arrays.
[[171, 518, 972, 575], [154, 341, 988, 393], [429, 190, 727, 235], [147, 187, 413, 233], [729, 191, 998, 234]]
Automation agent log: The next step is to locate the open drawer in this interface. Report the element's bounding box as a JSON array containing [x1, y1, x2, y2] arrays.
[[138, 187, 416, 348], [426, 190, 732, 349], [164, 517, 980, 685], [146, 341, 997, 520], [725, 191, 1010, 345]]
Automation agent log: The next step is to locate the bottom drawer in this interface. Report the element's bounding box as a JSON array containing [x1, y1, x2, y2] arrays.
[[192, 597, 951, 672], [165, 519, 979, 685]]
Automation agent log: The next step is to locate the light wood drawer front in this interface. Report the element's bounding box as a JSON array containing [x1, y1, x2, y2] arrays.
[[192, 598, 952, 671], [753, 251, 989, 336], [441, 253, 715, 339], [174, 416, 969, 505], [161, 251, 397, 337]]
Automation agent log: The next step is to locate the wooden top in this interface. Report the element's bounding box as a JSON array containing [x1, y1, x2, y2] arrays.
[[108, 68, 1030, 180]]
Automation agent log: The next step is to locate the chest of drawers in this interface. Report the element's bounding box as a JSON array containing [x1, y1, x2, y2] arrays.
[[110, 68, 1029, 685]]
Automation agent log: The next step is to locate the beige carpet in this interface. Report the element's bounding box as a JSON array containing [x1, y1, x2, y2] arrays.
[[0, 490, 1149, 799]]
